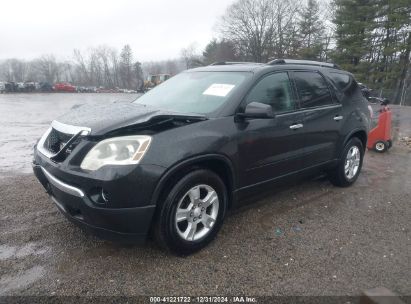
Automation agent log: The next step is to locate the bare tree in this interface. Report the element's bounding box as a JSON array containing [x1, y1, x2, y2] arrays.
[[219, 0, 299, 62], [110, 48, 120, 87], [33, 55, 59, 83], [134, 61, 144, 90], [142, 60, 184, 78], [181, 43, 203, 69], [89, 50, 103, 86], [94, 45, 118, 88], [1, 59, 26, 82], [165, 60, 179, 75], [219, 0, 275, 62]]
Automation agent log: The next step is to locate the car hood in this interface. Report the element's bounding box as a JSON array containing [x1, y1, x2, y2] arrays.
[[55, 102, 206, 136]]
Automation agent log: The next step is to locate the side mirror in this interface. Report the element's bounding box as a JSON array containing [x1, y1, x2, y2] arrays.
[[237, 102, 275, 119]]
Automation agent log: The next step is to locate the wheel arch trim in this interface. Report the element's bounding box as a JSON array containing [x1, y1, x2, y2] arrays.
[[149, 154, 236, 207], [340, 128, 368, 158]]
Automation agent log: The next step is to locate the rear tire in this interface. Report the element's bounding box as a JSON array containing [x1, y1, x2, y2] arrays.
[[153, 169, 228, 255], [374, 140, 388, 153], [328, 137, 364, 187]]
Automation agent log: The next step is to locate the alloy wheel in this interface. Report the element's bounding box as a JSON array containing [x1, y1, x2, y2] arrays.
[[344, 146, 361, 179], [175, 184, 219, 241]]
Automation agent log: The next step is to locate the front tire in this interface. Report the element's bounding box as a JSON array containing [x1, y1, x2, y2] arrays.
[[153, 169, 228, 255], [328, 137, 364, 187]]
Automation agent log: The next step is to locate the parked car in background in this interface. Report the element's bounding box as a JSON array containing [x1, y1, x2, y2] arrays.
[[77, 86, 88, 93], [96, 87, 118, 93], [39, 82, 54, 92], [5, 82, 18, 93], [16, 82, 26, 92], [123, 89, 137, 93], [53, 83, 77, 92], [24, 82, 37, 92], [358, 82, 372, 99], [112, 87, 137, 93], [0, 82, 5, 93]]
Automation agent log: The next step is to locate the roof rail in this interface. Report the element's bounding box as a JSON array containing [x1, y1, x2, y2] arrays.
[[267, 59, 341, 69], [209, 61, 262, 66]]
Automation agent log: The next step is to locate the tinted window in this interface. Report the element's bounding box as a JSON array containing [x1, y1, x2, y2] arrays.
[[293, 71, 333, 108], [329, 72, 351, 91], [245, 72, 295, 113]]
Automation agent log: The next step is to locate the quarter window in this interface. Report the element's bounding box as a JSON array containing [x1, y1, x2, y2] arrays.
[[329, 72, 351, 91], [245, 72, 295, 113], [293, 71, 333, 108]]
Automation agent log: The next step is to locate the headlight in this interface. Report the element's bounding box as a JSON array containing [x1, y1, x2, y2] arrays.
[[80, 135, 151, 171]]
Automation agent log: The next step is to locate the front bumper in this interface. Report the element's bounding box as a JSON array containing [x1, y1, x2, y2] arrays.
[[32, 162, 158, 244]]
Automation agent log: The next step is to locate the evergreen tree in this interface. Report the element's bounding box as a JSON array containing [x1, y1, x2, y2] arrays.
[[203, 39, 238, 64], [119, 44, 133, 89], [332, 0, 378, 81], [332, 0, 410, 103], [133, 61, 143, 91], [297, 0, 324, 60], [374, 0, 411, 100]]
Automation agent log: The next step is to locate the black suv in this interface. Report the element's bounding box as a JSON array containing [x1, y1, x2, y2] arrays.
[[33, 59, 370, 254]]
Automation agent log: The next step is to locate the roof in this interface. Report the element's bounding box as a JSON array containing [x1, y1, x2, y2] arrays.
[[191, 63, 265, 72], [189, 59, 341, 73], [267, 59, 341, 69]]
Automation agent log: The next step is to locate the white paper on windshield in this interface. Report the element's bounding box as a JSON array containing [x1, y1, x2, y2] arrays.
[[203, 84, 235, 97]]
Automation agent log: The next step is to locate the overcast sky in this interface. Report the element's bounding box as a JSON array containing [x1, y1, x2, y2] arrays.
[[0, 0, 235, 62]]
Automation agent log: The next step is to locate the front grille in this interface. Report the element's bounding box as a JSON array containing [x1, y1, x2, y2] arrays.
[[44, 128, 73, 154], [38, 122, 90, 162]]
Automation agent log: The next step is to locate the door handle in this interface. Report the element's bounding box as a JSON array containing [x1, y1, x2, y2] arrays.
[[334, 115, 343, 121], [289, 123, 303, 130]]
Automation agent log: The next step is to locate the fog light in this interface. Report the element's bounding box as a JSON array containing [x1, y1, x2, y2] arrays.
[[101, 189, 110, 203], [89, 187, 109, 205]]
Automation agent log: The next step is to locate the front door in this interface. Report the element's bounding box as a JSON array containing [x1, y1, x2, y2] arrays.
[[236, 72, 306, 189]]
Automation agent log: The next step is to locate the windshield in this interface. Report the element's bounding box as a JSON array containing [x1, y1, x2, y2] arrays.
[[134, 71, 251, 114]]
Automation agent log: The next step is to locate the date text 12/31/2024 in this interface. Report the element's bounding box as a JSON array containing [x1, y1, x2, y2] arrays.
[[149, 296, 257, 303]]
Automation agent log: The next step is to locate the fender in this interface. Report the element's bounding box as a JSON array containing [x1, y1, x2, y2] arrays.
[[339, 127, 368, 159], [149, 153, 236, 206]]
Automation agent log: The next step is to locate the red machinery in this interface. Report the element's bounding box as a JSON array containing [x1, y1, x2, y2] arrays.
[[367, 104, 392, 153]]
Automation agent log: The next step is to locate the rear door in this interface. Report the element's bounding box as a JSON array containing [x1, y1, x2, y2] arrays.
[[237, 71, 306, 188], [291, 70, 343, 167]]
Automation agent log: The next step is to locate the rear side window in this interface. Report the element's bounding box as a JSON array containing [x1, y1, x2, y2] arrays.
[[293, 71, 333, 108], [245, 72, 296, 113], [329, 72, 351, 91]]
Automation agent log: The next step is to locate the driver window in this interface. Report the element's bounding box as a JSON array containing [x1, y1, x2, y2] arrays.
[[245, 72, 296, 113]]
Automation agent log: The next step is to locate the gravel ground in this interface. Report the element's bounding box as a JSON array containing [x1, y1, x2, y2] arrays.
[[0, 94, 410, 297]]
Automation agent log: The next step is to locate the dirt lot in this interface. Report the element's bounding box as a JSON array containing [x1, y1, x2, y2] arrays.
[[0, 94, 410, 297]]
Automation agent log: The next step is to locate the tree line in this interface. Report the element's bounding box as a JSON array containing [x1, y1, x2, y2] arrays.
[[200, 0, 410, 105], [0, 45, 186, 90], [0, 0, 410, 105]]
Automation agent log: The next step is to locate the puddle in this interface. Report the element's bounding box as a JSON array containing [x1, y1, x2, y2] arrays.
[[0, 265, 45, 295], [0, 243, 50, 260]]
